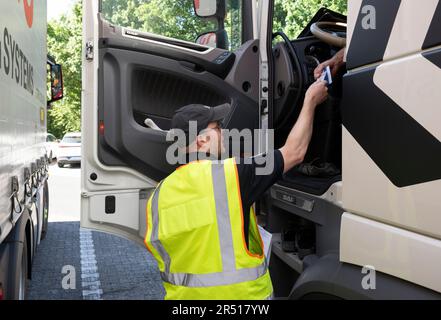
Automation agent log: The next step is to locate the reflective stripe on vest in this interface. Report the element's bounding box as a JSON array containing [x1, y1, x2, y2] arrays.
[[149, 181, 171, 275], [149, 161, 268, 288]]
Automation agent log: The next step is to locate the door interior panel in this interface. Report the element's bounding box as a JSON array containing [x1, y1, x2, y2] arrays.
[[98, 22, 259, 181], [131, 68, 229, 129]]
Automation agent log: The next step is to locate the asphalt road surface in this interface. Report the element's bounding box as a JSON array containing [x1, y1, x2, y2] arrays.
[[26, 162, 165, 300]]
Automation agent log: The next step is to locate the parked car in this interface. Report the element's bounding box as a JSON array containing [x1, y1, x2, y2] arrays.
[[45, 133, 59, 162], [58, 132, 81, 168]]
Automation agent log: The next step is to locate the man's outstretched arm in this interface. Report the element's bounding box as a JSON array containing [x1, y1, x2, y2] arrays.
[[279, 79, 328, 174]]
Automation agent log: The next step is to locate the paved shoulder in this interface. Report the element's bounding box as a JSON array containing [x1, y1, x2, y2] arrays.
[[27, 164, 165, 300]]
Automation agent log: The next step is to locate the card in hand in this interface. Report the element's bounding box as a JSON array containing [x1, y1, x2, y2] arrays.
[[319, 65, 333, 86]]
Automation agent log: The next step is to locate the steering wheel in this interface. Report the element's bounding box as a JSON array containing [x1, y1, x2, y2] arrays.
[[272, 31, 304, 130], [310, 22, 347, 48]]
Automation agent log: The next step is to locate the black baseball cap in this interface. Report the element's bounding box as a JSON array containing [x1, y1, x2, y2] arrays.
[[170, 103, 231, 146]]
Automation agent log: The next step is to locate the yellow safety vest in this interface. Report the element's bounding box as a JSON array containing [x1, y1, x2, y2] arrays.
[[144, 157, 273, 300]]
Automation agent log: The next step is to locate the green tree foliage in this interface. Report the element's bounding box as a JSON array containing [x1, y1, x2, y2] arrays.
[[225, 0, 242, 51], [274, 0, 347, 38], [47, 1, 82, 139]]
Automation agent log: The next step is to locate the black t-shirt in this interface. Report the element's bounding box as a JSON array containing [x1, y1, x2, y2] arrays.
[[236, 150, 285, 247]]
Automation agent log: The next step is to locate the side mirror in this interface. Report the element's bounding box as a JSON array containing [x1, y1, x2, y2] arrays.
[[196, 30, 228, 50], [196, 32, 217, 48], [48, 63, 64, 105], [193, 0, 226, 19]]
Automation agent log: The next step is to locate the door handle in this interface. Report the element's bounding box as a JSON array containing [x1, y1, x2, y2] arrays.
[[179, 61, 204, 73]]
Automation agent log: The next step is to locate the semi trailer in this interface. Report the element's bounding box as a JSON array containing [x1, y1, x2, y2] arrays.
[[0, 1, 63, 299]]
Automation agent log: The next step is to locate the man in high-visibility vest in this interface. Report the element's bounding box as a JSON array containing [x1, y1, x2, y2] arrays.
[[144, 79, 328, 300]]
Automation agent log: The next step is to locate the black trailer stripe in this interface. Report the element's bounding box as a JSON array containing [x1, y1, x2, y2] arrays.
[[422, 0, 441, 50], [346, 0, 401, 70], [341, 68, 441, 187]]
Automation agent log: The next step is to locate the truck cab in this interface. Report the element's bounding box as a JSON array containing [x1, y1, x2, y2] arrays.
[[82, 0, 441, 299]]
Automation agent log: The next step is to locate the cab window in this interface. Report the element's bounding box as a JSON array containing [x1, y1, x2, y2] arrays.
[[100, 0, 243, 51]]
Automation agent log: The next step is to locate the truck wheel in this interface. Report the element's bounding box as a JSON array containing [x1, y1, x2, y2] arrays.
[[10, 235, 29, 300], [40, 180, 49, 240], [58, 162, 64, 168], [18, 240, 29, 300]]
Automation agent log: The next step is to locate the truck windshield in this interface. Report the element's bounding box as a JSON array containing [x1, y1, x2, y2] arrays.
[[100, 0, 243, 51]]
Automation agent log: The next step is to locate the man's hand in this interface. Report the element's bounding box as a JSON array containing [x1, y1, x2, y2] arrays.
[[314, 48, 345, 80], [305, 79, 329, 107]]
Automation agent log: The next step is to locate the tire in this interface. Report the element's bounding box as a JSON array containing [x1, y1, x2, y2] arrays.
[[18, 240, 29, 300], [10, 235, 29, 300], [49, 151, 53, 163], [58, 162, 64, 168], [40, 180, 49, 240]]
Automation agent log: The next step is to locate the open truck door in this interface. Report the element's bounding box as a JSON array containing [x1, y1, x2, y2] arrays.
[[81, 0, 261, 245]]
